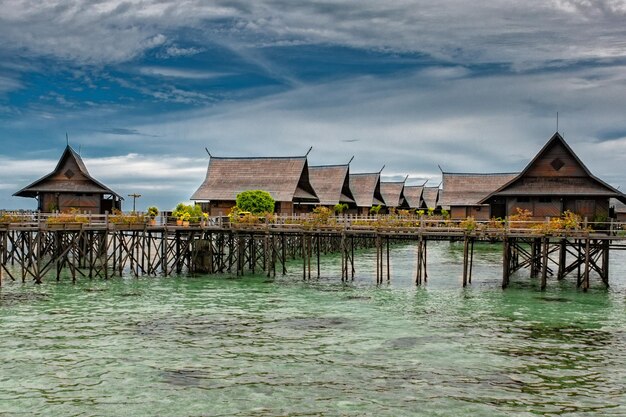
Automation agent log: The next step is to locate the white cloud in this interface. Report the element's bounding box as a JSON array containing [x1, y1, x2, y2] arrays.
[[139, 66, 228, 79], [1, 0, 626, 68]]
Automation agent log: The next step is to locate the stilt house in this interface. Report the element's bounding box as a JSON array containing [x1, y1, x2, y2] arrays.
[[422, 186, 441, 212], [380, 180, 409, 212], [308, 164, 356, 211], [14, 145, 122, 214], [349, 173, 386, 216], [480, 133, 626, 219], [403, 185, 427, 210], [439, 173, 517, 220], [191, 155, 319, 216]]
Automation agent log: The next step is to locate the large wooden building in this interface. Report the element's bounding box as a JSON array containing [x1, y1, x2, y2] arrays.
[[191, 155, 319, 216], [14, 145, 122, 214], [480, 133, 626, 219], [349, 172, 386, 216], [308, 164, 356, 210]]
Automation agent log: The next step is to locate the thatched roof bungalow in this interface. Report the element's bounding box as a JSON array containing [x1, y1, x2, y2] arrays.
[[349, 173, 385, 215], [308, 164, 355, 209], [380, 180, 409, 211], [191, 155, 319, 215], [403, 185, 426, 210], [439, 173, 517, 220], [480, 133, 626, 219], [14, 145, 122, 214], [422, 186, 441, 212]]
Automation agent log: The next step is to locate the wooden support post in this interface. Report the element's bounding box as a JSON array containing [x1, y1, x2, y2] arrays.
[[416, 235, 422, 285], [462, 236, 469, 287], [282, 234, 287, 275], [316, 234, 321, 278], [386, 236, 390, 282], [468, 238, 474, 285], [557, 239, 566, 280], [583, 238, 590, 292], [541, 237, 548, 291], [602, 239, 610, 287], [301, 233, 306, 281], [502, 238, 510, 289], [351, 236, 355, 280]]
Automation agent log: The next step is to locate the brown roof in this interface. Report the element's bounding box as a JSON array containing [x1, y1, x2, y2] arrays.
[[480, 132, 626, 203], [380, 181, 406, 208], [349, 173, 385, 207], [191, 156, 319, 203], [403, 185, 425, 209], [14, 145, 121, 198], [308, 164, 355, 205], [422, 186, 441, 209], [439, 173, 517, 208], [611, 198, 626, 214]]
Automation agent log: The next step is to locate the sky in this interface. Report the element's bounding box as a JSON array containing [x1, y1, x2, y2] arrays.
[[2, 0, 626, 210]]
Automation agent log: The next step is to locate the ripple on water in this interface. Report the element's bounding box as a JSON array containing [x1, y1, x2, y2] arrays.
[[0, 242, 625, 416]]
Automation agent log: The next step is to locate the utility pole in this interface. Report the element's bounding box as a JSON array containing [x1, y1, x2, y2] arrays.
[[128, 193, 141, 213]]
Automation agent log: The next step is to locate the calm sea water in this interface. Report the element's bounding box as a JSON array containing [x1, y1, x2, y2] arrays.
[[0, 242, 625, 417]]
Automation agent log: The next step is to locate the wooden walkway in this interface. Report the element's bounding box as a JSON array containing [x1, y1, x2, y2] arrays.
[[1, 214, 625, 290]]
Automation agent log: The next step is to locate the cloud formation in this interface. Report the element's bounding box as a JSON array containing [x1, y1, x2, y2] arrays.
[[1, 0, 626, 68], [1, 0, 626, 209]]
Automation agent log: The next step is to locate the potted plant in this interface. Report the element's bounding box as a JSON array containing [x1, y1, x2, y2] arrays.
[[182, 212, 191, 227], [147, 206, 159, 225]]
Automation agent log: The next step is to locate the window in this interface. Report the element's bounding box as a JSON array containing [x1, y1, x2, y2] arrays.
[[517, 197, 530, 203], [538, 197, 551, 203]]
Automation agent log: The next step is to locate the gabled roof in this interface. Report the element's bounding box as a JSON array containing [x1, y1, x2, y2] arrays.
[[439, 173, 517, 208], [308, 164, 355, 206], [380, 181, 407, 208], [349, 173, 385, 207], [403, 185, 425, 209], [479, 132, 626, 203], [14, 145, 121, 198], [422, 186, 441, 209], [191, 155, 319, 203]]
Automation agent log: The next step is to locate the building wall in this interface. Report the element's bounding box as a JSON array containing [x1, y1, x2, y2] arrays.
[[40, 193, 101, 213], [207, 200, 236, 217], [506, 197, 609, 219], [450, 205, 490, 220], [278, 201, 293, 214], [524, 143, 586, 178]]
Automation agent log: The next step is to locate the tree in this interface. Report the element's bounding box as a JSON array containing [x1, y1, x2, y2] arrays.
[[236, 190, 275, 214]]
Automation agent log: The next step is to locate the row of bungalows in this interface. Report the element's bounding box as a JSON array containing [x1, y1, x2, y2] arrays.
[[14, 132, 624, 221], [439, 133, 626, 220], [190, 155, 438, 216]]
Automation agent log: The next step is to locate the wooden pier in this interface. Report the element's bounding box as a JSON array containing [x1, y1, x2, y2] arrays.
[[1, 214, 624, 291]]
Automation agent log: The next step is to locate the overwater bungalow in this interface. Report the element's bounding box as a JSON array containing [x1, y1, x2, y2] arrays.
[[439, 173, 518, 220], [479, 133, 626, 219], [191, 154, 319, 216], [14, 145, 122, 214], [403, 185, 427, 210], [308, 164, 356, 211], [422, 186, 441, 212], [349, 172, 386, 216], [380, 180, 409, 212]]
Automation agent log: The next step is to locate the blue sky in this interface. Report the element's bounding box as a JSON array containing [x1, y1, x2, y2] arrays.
[[2, 0, 626, 210]]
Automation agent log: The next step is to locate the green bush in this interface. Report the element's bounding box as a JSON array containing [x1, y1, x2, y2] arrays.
[[236, 190, 275, 215], [172, 203, 205, 222]]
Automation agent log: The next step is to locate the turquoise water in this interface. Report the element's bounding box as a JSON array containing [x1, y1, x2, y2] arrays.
[[0, 242, 625, 416]]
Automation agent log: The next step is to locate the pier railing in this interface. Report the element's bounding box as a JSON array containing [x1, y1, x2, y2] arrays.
[[0, 211, 624, 237]]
